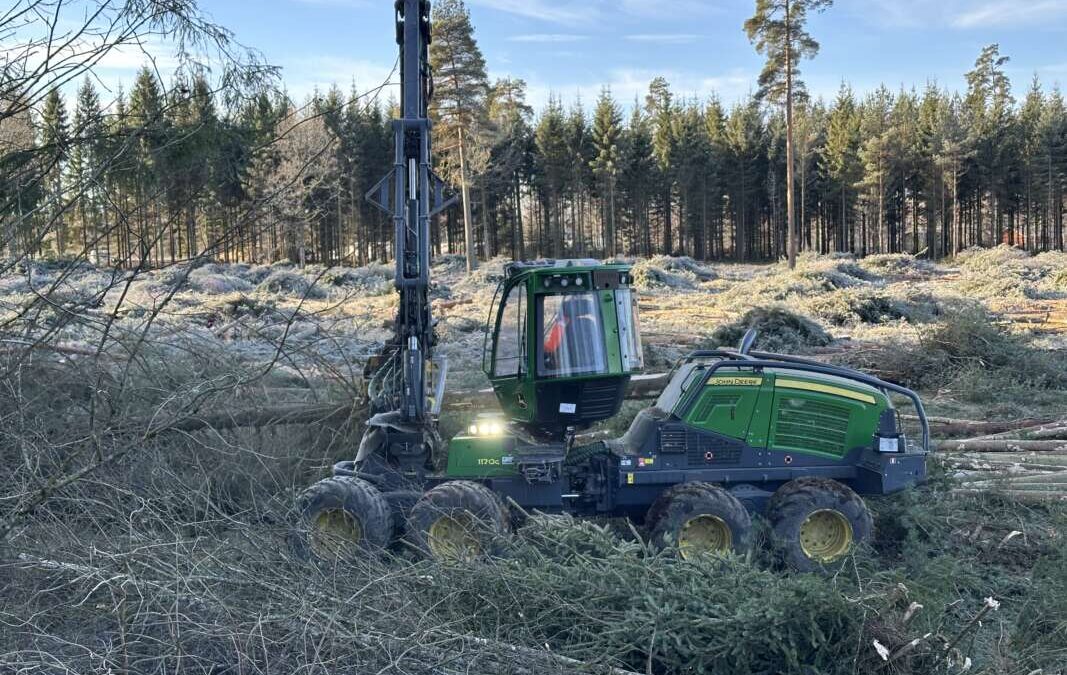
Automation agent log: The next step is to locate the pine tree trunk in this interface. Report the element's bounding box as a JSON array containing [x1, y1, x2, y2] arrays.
[[784, 1, 797, 269], [458, 127, 476, 273]]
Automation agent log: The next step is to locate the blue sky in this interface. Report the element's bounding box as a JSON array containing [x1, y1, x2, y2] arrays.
[[128, 0, 1067, 109]]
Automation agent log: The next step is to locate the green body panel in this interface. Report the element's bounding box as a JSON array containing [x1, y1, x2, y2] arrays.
[[445, 435, 518, 478], [680, 372, 889, 458]]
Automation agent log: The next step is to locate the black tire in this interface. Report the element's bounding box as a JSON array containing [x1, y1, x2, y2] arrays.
[[407, 481, 509, 561], [646, 482, 752, 558], [766, 477, 873, 573], [295, 476, 393, 560]]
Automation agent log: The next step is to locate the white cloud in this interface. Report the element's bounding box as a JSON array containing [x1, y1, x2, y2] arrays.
[[290, 0, 371, 7], [951, 0, 1067, 28], [850, 0, 1067, 29], [507, 34, 588, 43], [93, 40, 180, 73], [517, 67, 755, 113], [625, 34, 703, 45], [468, 0, 717, 24], [619, 0, 722, 19], [284, 56, 399, 102], [466, 0, 597, 24]]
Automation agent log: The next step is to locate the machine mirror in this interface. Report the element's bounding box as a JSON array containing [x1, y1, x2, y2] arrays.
[[738, 328, 758, 355]]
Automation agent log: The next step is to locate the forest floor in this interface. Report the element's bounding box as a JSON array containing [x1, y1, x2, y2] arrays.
[[1, 246, 1065, 674]]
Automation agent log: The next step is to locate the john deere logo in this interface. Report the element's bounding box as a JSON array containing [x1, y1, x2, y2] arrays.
[[708, 377, 762, 387]]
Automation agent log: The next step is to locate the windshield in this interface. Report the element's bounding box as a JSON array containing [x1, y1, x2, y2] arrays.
[[538, 293, 607, 378], [615, 288, 643, 371]]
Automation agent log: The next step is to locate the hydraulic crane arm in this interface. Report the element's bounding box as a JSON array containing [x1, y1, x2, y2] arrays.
[[358, 0, 455, 486]]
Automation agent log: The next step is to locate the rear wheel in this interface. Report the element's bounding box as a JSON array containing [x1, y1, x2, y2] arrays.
[[647, 482, 752, 558], [767, 477, 872, 572], [407, 481, 509, 561], [296, 476, 393, 560]]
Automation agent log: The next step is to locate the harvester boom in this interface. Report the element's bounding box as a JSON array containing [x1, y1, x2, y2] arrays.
[[359, 0, 454, 483]]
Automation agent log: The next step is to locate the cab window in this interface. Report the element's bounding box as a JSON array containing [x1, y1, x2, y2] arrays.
[[538, 292, 607, 378], [493, 282, 526, 377]]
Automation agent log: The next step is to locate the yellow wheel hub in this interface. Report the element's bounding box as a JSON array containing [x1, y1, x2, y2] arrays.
[[427, 511, 482, 561], [310, 509, 363, 558], [678, 514, 733, 559], [799, 509, 854, 563]]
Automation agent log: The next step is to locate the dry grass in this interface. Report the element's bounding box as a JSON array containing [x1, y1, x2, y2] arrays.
[[1, 250, 1066, 673]]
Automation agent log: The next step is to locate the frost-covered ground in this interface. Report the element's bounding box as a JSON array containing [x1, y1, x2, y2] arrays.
[[3, 248, 1066, 675], [3, 245, 1065, 416]]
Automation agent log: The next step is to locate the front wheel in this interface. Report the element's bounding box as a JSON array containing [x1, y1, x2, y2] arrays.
[[767, 477, 873, 572], [295, 476, 393, 560], [407, 481, 510, 561]]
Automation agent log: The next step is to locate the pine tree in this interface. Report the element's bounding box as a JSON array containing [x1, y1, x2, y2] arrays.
[[745, 0, 833, 268], [486, 78, 533, 259], [964, 44, 1013, 247], [590, 88, 622, 257], [1038, 88, 1067, 250], [647, 77, 676, 254], [934, 95, 972, 255], [429, 0, 489, 273]]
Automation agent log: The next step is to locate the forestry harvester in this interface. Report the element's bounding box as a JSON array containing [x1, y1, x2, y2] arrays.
[[294, 0, 930, 571]]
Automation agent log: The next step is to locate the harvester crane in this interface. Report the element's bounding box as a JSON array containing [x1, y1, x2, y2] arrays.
[[359, 0, 454, 487], [294, 0, 929, 572]]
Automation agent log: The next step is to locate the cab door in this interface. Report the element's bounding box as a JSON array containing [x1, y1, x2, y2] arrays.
[[486, 280, 532, 421]]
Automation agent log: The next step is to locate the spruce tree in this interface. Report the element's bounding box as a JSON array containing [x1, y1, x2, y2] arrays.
[[821, 85, 861, 253], [69, 79, 103, 254], [40, 88, 70, 255], [590, 88, 622, 257], [534, 97, 569, 257]]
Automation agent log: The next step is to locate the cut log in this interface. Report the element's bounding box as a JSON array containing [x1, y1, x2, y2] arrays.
[[965, 420, 1067, 441], [952, 488, 1067, 503], [905, 415, 1057, 437], [936, 439, 1067, 453], [129, 403, 358, 436], [941, 452, 1067, 467], [435, 298, 474, 310]]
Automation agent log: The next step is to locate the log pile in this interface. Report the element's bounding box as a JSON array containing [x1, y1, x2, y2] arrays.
[[933, 417, 1067, 502]]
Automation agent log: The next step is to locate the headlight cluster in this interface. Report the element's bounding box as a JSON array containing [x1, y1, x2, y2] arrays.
[[468, 420, 505, 436]]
